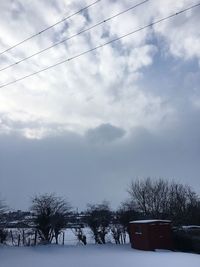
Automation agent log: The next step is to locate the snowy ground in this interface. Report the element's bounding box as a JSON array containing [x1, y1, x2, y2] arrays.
[[1, 244, 200, 267]]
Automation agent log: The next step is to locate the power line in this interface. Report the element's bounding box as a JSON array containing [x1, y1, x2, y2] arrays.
[[0, 0, 149, 72], [0, 0, 101, 56], [0, 2, 200, 90]]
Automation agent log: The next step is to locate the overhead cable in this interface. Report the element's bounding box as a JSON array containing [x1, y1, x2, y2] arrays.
[[0, 0, 101, 56], [0, 2, 200, 89], [0, 0, 149, 72]]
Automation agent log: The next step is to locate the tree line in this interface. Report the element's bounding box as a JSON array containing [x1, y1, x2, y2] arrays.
[[0, 177, 200, 245]]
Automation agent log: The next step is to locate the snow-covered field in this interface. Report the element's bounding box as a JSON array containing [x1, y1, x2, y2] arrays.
[[1, 244, 200, 267]]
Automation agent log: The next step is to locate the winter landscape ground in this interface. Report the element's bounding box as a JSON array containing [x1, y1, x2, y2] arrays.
[[1, 244, 200, 267]]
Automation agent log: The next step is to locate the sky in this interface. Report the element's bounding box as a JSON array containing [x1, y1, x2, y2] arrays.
[[0, 0, 200, 211]]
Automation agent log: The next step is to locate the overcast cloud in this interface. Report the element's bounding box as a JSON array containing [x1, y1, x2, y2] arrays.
[[0, 0, 199, 210]]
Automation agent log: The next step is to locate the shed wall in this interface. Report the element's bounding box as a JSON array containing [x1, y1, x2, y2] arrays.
[[129, 221, 173, 251]]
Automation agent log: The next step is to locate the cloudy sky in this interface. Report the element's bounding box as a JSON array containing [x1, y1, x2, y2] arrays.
[[0, 0, 200, 210]]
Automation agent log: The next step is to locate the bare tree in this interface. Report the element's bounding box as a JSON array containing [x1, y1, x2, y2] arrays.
[[73, 227, 87, 245], [0, 198, 8, 244], [86, 202, 112, 244], [113, 201, 138, 244], [168, 182, 200, 225], [31, 193, 71, 244], [128, 178, 169, 218], [111, 224, 122, 244], [128, 178, 199, 225]]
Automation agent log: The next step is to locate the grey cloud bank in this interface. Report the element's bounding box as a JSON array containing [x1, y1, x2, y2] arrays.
[[1, 114, 199, 210]]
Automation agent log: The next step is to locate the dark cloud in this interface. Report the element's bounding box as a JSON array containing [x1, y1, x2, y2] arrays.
[[86, 123, 126, 144]]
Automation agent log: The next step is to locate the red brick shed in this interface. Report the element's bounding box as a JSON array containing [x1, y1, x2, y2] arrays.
[[129, 220, 173, 251]]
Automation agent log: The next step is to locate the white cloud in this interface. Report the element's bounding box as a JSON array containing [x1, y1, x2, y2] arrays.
[[0, 0, 199, 139], [150, 0, 200, 60]]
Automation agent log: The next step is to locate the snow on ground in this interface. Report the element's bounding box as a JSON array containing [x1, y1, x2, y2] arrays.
[[62, 228, 96, 245], [0, 244, 200, 267]]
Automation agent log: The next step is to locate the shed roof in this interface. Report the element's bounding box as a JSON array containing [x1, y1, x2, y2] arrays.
[[129, 219, 171, 224]]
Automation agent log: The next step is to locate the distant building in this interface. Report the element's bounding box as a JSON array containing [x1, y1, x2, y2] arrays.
[[129, 220, 173, 251]]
